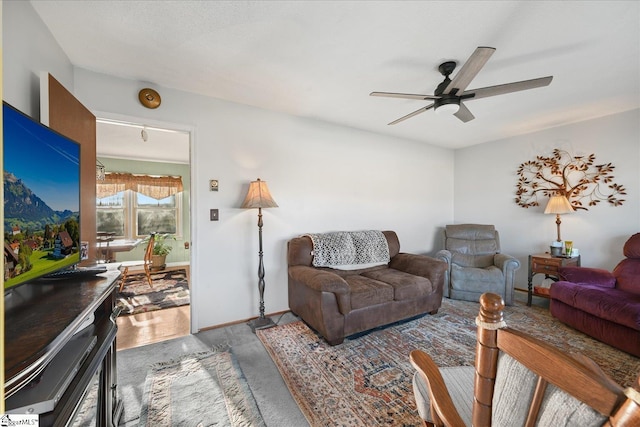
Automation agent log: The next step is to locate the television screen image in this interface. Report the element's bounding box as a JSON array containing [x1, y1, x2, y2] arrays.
[[3, 102, 81, 290]]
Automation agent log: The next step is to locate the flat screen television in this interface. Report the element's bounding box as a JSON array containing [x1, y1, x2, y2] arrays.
[[3, 101, 81, 290]]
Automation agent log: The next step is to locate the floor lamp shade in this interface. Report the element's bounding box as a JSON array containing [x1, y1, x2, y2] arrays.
[[242, 178, 278, 331], [241, 178, 278, 209], [544, 195, 574, 242]]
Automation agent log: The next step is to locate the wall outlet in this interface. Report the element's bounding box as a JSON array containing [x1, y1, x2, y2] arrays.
[[210, 209, 219, 221]]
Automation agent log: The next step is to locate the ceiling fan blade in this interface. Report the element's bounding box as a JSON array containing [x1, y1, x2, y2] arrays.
[[454, 103, 475, 123], [370, 91, 440, 100], [388, 104, 435, 125], [444, 46, 495, 95], [463, 76, 553, 100]]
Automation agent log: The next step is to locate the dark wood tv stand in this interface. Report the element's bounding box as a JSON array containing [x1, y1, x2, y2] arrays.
[[4, 270, 123, 426]]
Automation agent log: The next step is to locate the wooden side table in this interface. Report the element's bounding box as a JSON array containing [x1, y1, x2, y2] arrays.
[[527, 253, 581, 306]]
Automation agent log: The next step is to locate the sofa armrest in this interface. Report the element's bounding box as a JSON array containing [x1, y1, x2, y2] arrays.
[[558, 266, 616, 288], [288, 265, 351, 313], [389, 253, 447, 294]]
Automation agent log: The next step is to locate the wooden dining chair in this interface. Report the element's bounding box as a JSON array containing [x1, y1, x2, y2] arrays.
[[410, 292, 640, 427], [118, 233, 155, 292]]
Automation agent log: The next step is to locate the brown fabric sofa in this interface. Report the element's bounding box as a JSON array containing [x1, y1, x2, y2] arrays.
[[287, 230, 447, 345]]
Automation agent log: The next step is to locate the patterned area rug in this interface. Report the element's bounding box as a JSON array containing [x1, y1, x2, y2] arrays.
[[257, 298, 640, 427], [139, 350, 266, 427], [117, 269, 190, 315]]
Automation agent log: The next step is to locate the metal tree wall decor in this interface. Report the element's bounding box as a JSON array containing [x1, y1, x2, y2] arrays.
[[515, 148, 626, 211]]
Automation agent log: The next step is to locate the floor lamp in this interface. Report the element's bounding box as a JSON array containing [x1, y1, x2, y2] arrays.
[[241, 178, 279, 331], [544, 194, 574, 242]]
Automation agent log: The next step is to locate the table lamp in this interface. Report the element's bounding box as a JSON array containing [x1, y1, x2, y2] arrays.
[[544, 195, 574, 242]]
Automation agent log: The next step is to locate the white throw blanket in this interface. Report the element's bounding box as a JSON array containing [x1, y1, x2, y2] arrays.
[[305, 230, 390, 268]]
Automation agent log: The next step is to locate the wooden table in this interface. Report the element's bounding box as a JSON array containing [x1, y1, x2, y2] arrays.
[[527, 253, 581, 306], [97, 238, 143, 262]]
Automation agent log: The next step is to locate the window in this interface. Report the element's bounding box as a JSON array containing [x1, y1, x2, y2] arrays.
[[97, 191, 182, 238], [136, 193, 178, 235], [96, 192, 126, 236], [96, 173, 183, 239]]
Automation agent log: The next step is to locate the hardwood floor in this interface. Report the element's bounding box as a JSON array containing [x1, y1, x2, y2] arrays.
[[116, 265, 191, 351], [116, 305, 190, 350]]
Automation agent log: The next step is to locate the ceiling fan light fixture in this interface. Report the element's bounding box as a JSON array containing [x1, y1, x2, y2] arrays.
[[434, 97, 460, 115]]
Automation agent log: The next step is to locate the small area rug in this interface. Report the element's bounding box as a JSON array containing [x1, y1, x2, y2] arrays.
[[257, 298, 640, 427], [117, 269, 190, 315], [139, 350, 266, 427]]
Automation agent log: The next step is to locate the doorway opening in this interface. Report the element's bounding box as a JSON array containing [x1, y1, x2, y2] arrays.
[[95, 117, 192, 350]]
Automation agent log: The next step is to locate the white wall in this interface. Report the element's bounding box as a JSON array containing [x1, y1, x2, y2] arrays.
[[2, 0, 73, 118], [5, 1, 639, 331], [454, 109, 640, 288], [2, 1, 455, 330], [71, 68, 454, 330]]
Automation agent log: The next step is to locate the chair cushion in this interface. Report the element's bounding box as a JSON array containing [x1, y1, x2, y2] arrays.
[[412, 366, 474, 425], [492, 353, 538, 426], [452, 252, 496, 268], [493, 354, 606, 427], [451, 264, 504, 292], [537, 383, 607, 426], [445, 224, 500, 267]]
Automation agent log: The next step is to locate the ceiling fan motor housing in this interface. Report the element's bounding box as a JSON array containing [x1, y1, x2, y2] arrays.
[[434, 96, 460, 114]]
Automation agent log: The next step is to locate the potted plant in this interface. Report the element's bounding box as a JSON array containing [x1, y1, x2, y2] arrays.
[[146, 233, 175, 271]]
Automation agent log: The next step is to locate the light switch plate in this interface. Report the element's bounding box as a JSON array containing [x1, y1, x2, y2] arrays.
[[210, 209, 219, 221], [209, 179, 219, 191]]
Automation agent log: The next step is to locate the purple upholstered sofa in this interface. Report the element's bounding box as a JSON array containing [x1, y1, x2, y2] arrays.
[[549, 233, 640, 357]]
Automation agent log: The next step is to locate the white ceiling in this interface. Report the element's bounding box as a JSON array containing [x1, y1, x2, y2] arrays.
[[31, 1, 639, 157], [96, 119, 190, 164]]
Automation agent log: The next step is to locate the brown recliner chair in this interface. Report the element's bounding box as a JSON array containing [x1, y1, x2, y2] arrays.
[[436, 224, 520, 305]]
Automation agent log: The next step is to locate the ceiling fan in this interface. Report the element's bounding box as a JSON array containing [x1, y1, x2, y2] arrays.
[[370, 46, 552, 125]]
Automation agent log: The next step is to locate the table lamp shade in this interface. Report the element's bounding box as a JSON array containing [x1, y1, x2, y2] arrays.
[[241, 178, 278, 209], [544, 195, 574, 215]]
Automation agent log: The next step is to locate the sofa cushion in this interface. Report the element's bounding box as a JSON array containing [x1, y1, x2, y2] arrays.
[[344, 275, 394, 309], [623, 232, 640, 259], [550, 281, 640, 331], [613, 258, 640, 295], [361, 269, 434, 301]]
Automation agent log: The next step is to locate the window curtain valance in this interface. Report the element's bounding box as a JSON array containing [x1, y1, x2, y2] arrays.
[[97, 172, 183, 200]]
